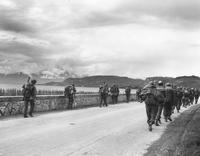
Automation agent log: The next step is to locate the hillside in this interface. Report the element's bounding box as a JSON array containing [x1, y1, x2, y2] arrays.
[[44, 75, 145, 88], [146, 75, 200, 88]]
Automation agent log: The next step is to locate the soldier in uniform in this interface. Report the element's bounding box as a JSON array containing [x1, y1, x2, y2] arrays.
[[115, 85, 120, 103], [172, 85, 179, 114], [136, 88, 142, 102], [189, 88, 195, 105], [22, 77, 37, 118], [176, 87, 183, 113], [163, 83, 174, 122], [110, 84, 119, 104], [194, 88, 200, 104], [64, 84, 76, 109], [182, 88, 190, 108], [99, 82, 109, 107], [125, 85, 131, 103], [141, 81, 158, 131], [155, 81, 165, 126]]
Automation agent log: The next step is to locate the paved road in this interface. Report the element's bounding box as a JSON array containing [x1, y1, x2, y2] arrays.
[[0, 102, 185, 156]]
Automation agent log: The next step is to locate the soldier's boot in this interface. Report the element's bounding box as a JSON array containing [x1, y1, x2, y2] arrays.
[[155, 120, 160, 126], [24, 115, 28, 118], [148, 124, 152, 132], [168, 117, 172, 121], [165, 117, 168, 122], [158, 119, 162, 124]]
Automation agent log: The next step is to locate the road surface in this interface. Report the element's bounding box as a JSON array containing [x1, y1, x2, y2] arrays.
[[0, 102, 185, 156]]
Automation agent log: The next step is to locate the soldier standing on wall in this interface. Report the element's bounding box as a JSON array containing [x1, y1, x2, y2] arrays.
[[64, 84, 76, 109], [125, 85, 131, 103], [22, 77, 37, 118]]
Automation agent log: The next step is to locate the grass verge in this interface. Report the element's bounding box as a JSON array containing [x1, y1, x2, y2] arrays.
[[144, 104, 200, 156]]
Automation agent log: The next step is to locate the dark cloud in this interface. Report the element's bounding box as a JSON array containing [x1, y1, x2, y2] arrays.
[[69, 0, 200, 29], [0, 0, 36, 34]]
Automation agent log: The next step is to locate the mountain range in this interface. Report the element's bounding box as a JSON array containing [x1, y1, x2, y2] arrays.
[[1, 72, 200, 89]]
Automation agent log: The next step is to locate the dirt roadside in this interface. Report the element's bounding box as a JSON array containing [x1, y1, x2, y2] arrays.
[[144, 104, 200, 156]]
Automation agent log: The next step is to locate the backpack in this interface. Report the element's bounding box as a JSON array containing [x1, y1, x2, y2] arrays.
[[65, 86, 72, 97], [23, 84, 33, 99], [156, 90, 165, 103], [125, 88, 130, 94], [165, 88, 173, 103]]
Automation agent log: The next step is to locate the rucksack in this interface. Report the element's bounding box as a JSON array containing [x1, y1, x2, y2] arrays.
[[156, 90, 165, 103], [23, 84, 33, 98], [165, 89, 173, 103]]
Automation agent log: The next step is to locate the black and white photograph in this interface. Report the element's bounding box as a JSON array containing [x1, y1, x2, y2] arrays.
[[0, 0, 200, 155]]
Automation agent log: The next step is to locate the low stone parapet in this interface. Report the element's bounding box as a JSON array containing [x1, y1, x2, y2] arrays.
[[0, 94, 136, 117]]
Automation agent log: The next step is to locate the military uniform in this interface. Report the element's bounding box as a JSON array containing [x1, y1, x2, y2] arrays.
[[163, 83, 174, 122], [155, 81, 165, 125], [194, 88, 200, 104], [65, 85, 76, 109], [99, 83, 109, 107], [172, 87, 179, 114], [125, 86, 131, 103], [182, 89, 190, 108], [141, 82, 158, 131], [110, 84, 119, 104], [176, 88, 183, 112], [189, 88, 195, 105], [23, 80, 37, 118]]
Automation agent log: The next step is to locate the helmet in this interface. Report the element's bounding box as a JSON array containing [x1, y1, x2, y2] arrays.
[[158, 81, 163, 86], [165, 82, 171, 87], [31, 79, 37, 84]]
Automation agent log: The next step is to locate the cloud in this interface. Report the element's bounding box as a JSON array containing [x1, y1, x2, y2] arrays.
[[0, 0, 200, 78]]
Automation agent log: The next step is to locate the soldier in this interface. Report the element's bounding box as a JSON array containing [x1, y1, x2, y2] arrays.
[[182, 88, 190, 108], [194, 88, 200, 104], [64, 84, 76, 109], [172, 85, 179, 114], [176, 87, 183, 113], [110, 84, 119, 104], [155, 81, 165, 126], [136, 88, 142, 102], [125, 85, 131, 103], [99, 82, 109, 107], [163, 83, 174, 122], [141, 81, 158, 131], [99, 85, 103, 107], [115, 85, 120, 103], [189, 88, 195, 105], [22, 77, 37, 118]]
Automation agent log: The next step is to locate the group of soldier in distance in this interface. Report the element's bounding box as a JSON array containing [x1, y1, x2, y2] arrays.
[[21, 77, 199, 132], [137, 80, 200, 131]]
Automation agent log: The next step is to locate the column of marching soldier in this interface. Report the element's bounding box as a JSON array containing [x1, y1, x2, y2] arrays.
[[136, 81, 200, 131]]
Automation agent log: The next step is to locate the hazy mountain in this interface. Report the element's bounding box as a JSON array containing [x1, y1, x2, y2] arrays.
[[44, 75, 145, 88], [0, 72, 63, 84]]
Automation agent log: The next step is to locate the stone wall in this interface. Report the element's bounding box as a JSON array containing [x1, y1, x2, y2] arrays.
[[0, 94, 136, 117]]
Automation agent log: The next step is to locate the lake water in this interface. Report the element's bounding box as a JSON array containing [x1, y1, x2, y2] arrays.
[[0, 83, 136, 94]]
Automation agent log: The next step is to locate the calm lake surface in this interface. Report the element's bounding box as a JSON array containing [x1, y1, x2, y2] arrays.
[[0, 84, 136, 94]]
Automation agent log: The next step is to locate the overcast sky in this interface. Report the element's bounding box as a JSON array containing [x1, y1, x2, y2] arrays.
[[0, 0, 200, 79]]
